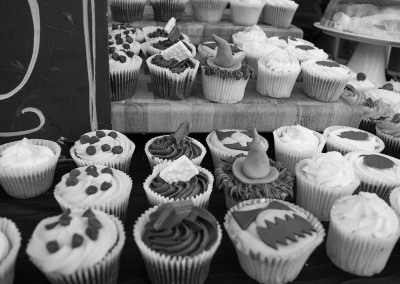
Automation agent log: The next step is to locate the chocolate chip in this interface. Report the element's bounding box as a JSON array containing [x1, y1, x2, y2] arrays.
[[112, 145, 123, 154], [109, 47, 116, 54], [126, 36, 133, 43], [86, 166, 99, 177], [131, 28, 136, 34], [101, 167, 113, 176], [116, 38, 124, 45], [85, 226, 99, 241], [101, 144, 111, 151], [86, 165, 97, 172], [85, 146, 96, 156], [120, 24, 126, 29], [66, 176, 79, 187], [123, 30, 130, 35], [108, 131, 118, 139], [89, 136, 100, 144], [100, 181, 112, 191], [122, 43, 130, 50], [112, 23, 118, 30], [72, 233, 84, 249], [108, 34, 111, 39], [357, 72, 366, 81], [126, 51, 134, 58], [45, 221, 58, 230], [46, 241, 60, 254], [96, 130, 106, 138], [69, 169, 81, 177], [88, 217, 102, 229], [115, 33, 122, 40], [112, 52, 119, 61], [83, 208, 95, 218], [118, 56, 127, 63], [59, 213, 72, 226], [382, 83, 393, 91], [108, 41, 113, 46], [86, 185, 98, 195], [79, 135, 90, 144]]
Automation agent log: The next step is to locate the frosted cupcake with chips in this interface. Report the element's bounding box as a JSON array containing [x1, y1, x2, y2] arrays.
[[143, 17, 190, 43], [191, 0, 229, 23], [232, 25, 267, 47], [0, 218, 21, 284], [229, 0, 265, 26], [262, 0, 298, 28], [109, 0, 147, 22]]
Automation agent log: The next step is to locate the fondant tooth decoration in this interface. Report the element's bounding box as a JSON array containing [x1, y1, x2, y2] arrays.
[[164, 17, 176, 34], [173, 121, 190, 144], [159, 155, 199, 184], [161, 41, 191, 62]]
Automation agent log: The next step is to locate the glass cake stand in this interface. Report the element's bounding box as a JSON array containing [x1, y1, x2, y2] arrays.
[[314, 22, 400, 86]]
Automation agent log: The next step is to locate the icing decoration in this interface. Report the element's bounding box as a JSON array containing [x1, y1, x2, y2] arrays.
[[46, 241, 59, 254], [59, 209, 72, 226], [164, 17, 176, 34], [88, 217, 102, 230], [216, 130, 254, 140], [101, 167, 113, 176], [86, 145, 96, 155], [72, 233, 84, 248], [101, 144, 111, 151], [159, 155, 199, 184], [151, 200, 194, 230], [392, 113, 400, 124], [232, 207, 265, 230], [203, 42, 218, 49], [362, 154, 395, 170], [167, 26, 181, 41], [366, 97, 374, 108], [212, 34, 236, 68], [160, 41, 191, 62], [217, 130, 254, 151], [85, 226, 99, 241], [338, 130, 369, 141], [382, 83, 394, 91], [266, 201, 293, 212], [109, 131, 118, 139], [296, 45, 315, 51], [111, 145, 123, 154], [83, 208, 95, 218], [80, 135, 90, 144], [315, 61, 341, 68], [357, 72, 366, 81], [100, 182, 112, 191], [45, 221, 58, 230], [173, 121, 190, 145]]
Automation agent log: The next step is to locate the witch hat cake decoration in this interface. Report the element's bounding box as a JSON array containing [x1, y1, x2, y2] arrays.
[[208, 34, 242, 71], [232, 129, 279, 184]]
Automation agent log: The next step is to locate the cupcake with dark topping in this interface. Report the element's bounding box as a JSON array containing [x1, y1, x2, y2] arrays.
[[150, 0, 188, 22], [341, 84, 367, 106], [0, 217, 21, 284], [109, 23, 145, 43], [376, 113, 400, 159], [70, 130, 135, 173], [191, 0, 229, 23], [347, 72, 376, 93], [109, 0, 147, 22], [359, 98, 394, 135], [134, 200, 222, 284], [215, 129, 294, 209], [201, 34, 255, 103], [198, 41, 245, 61], [143, 17, 190, 43]]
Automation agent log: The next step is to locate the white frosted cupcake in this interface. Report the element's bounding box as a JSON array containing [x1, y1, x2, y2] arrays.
[[0, 218, 21, 284], [109, 0, 147, 22], [256, 49, 301, 98], [54, 165, 133, 220], [232, 25, 267, 47], [273, 125, 326, 173], [295, 151, 360, 221], [229, 0, 265, 26], [262, 0, 298, 28], [345, 152, 400, 202], [190, 0, 229, 22], [323, 126, 384, 155], [241, 39, 279, 75], [109, 23, 145, 43], [197, 41, 245, 61], [327, 192, 400, 276], [70, 130, 135, 174], [389, 186, 400, 216], [268, 35, 314, 49], [0, 138, 61, 199]]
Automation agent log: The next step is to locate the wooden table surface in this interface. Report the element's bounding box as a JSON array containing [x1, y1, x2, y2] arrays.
[[1, 133, 399, 284]]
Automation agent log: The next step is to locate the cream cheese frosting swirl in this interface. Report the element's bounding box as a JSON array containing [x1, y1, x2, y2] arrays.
[[260, 49, 300, 73], [232, 25, 267, 47], [0, 231, 10, 262], [328, 128, 381, 152], [26, 208, 118, 274], [286, 45, 328, 62], [277, 125, 320, 152], [376, 116, 400, 138], [0, 138, 55, 169], [242, 40, 279, 59], [360, 99, 394, 119]]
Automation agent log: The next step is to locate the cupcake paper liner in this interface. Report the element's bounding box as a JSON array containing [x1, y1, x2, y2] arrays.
[[326, 195, 400, 276], [324, 126, 385, 155], [109, 0, 147, 22], [359, 117, 377, 135], [191, 0, 229, 23], [389, 187, 400, 216], [150, 0, 188, 21], [273, 127, 326, 173], [28, 214, 126, 284], [143, 162, 213, 208], [0, 139, 61, 199], [144, 135, 207, 169], [224, 198, 325, 284], [229, 1, 265, 26], [146, 55, 199, 100], [376, 128, 400, 159], [133, 205, 222, 284], [262, 3, 298, 28], [0, 218, 21, 284], [295, 160, 360, 221]]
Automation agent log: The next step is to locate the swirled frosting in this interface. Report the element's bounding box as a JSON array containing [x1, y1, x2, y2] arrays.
[[232, 25, 267, 47], [26, 208, 118, 274], [73, 130, 132, 162], [360, 99, 394, 119], [0, 231, 10, 263], [331, 192, 399, 238], [328, 128, 381, 152], [365, 89, 400, 106], [242, 40, 279, 59], [347, 73, 376, 92], [148, 135, 202, 161], [300, 152, 357, 187], [269, 36, 314, 49], [0, 138, 55, 169], [341, 85, 366, 106], [287, 45, 328, 62], [376, 117, 400, 138], [260, 49, 300, 73], [151, 54, 196, 74], [277, 125, 320, 152], [301, 60, 352, 78]]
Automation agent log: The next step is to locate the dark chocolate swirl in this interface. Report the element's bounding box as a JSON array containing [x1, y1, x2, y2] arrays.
[[153, 39, 193, 53], [151, 55, 196, 74], [149, 134, 202, 160]]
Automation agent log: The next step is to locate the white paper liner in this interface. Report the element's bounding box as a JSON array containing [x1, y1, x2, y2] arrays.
[[191, 0, 229, 23], [133, 205, 222, 284], [295, 160, 360, 221], [0, 218, 21, 284], [54, 167, 133, 220], [326, 195, 400, 276], [110, 56, 142, 101], [230, 1, 265, 26], [273, 126, 326, 173], [142, 41, 196, 58], [376, 128, 400, 159], [205, 130, 269, 169], [224, 198, 325, 284], [109, 0, 147, 22], [150, 0, 188, 21], [144, 135, 207, 169], [143, 26, 190, 43], [143, 162, 213, 208], [28, 213, 126, 284], [0, 139, 61, 199], [262, 3, 298, 28], [256, 61, 301, 98], [324, 126, 385, 155], [359, 117, 377, 135], [389, 187, 400, 216], [146, 55, 199, 100]]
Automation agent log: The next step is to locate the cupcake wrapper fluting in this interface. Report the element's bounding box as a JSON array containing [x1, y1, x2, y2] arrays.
[[191, 0, 229, 23], [262, 4, 297, 28], [389, 187, 400, 216], [150, 0, 187, 21], [376, 128, 400, 159], [110, 58, 142, 101], [109, 0, 147, 22], [359, 118, 377, 135], [0, 218, 21, 284], [230, 1, 264, 26]]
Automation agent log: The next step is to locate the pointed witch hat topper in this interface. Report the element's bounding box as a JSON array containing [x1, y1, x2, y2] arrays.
[[207, 34, 243, 71]]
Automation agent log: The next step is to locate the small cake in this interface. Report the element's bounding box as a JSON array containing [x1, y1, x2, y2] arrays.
[[109, 23, 145, 43], [134, 200, 222, 284], [232, 25, 267, 47], [341, 84, 367, 106], [345, 152, 400, 202], [224, 199, 325, 284], [190, 0, 229, 23], [26, 208, 125, 284], [301, 60, 352, 102], [327, 192, 400, 276], [109, 0, 147, 22], [149, 0, 189, 22], [54, 165, 133, 219], [262, 0, 299, 28], [229, 0, 265, 26], [323, 126, 384, 154], [197, 41, 245, 61], [295, 151, 360, 221], [142, 18, 190, 43], [145, 121, 206, 168], [206, 129, 269, 169], [0, 138, 61, 199], [256, 49, 301, 98], [143, 156, 213, 207], [215, 129, 294, 209], [70, 130, 135, 174], [0, 217, 21, 284], [268, 35, 314, 49], [376, 114, 400, 159], [273, 125, 326, 173], [347, 72, 376, 92], [241, 39, 279, 75], [201, 34, 255, 103], [365, 88, 400, 106], [359, 98, 394, 135], [389, 187, 400, 216]]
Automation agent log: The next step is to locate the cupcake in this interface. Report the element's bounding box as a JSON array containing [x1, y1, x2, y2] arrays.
[[149, 0, 188, 22], [345, 152, 400, 202], [295, 151, 360, 221], [109, 23, 145, 43], [323, 126, 384, 155], [382, 79, 400, 93], [229, 0, 265, 26], [262, 0, 299, 28], [70, 130, 135, 174], [0, 138, 61, 199], [190, 0, 229, 23], [301, 60, 352, 102], [109, 0, 147, 22], [26, 208, 126, 284], [134, 200, 222, 284], [201, 34, 255, 103], [241, 39, 279, 75], [286, 45, 328, 63], [273, 125, 326, 173], [145, 121, 206, 168], [326, 192, 400, 276], [347, 72, 376, 93], [224, 198, 325, 284], [143, 18, 190, 43], [108, 28, 142, 57], [232, 25, 267, 47], [197, 41, 245, 61], [268, 35, 314, 49], [215, 129, 294, 209], [359, 98, 394, 135], [146, 41, 199, 100], [206, 129, 269, 169], [341, 84, 367, 106], [143, 156, 213, 208], [54, 165, 133, 220], [376, 114, 400, 158], [256, 49, 301, 98], [0, 218, 21, 284]]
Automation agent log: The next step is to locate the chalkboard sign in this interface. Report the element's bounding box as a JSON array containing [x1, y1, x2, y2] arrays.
[[0, 0, 111, 144]]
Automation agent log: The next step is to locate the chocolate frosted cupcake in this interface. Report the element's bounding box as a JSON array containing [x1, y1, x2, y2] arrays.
[[0, 218, 21, 284], [376, 114, 400, 158], [191, 0, 229, 23], [109, 23, 145, 43], [262, 0, 299, 28], [241, 40, 279, 75], [109, 0, 147, 22], [150, 0, 188, 22], [232, 25, 267, 47], [197, 41, 245, 61], [143, 18, 190, 43]]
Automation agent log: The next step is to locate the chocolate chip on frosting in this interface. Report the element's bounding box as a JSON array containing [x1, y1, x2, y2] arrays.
[[126, 36, 133, 43], [86, 165, 99, 177], [85, 226, 99, 241], [86, 185, 98, 195], [69, 169, 81, 177], [59, 210, 72, 226], [83, 208, 95, 219], [112, 145, 123, 154], [101, 167, 113, 176], [123, 30, 130, 35], [115, 33, 122, 40], [108, 41, 114, 46], [80, 135, 90, 145], [89, 136, 100, 144], [108, 131, 118, 139], [122, 43, 130, 50], [126, 50, 134, 58], [109, 47, 116, 54], [66, 176, 79, 187], [100, 181, 112, 191], [88, 217, 102, 230], [112, 52, 119, 61], [118, 56, 127, 63], [72, 233, 84, 249], [112, 23, 118, 30], [120, 24, 126, 29], [101, 144, 111, 152], [46, 241, 60, 254], [116, 38, 124, 45], [96, 130, 106, 138], [45, 221, 59, 230], [86, 146, 96, 156]]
